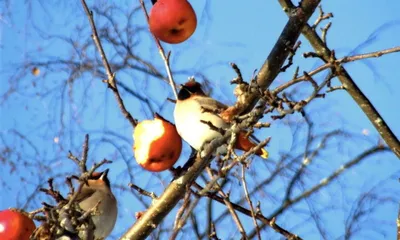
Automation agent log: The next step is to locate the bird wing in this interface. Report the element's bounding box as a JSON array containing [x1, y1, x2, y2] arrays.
[[194, 96, 228, 114], [75, 186, 97, 203]]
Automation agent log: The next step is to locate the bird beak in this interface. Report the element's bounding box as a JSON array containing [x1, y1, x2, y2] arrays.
[[100, 169, 109, 180]]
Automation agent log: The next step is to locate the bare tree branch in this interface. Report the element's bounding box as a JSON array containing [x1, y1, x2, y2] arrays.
[[247, 145, 390, 238], [278, 0, 400, 159], [221, 0, 321, 121], [80, 0, 138, 127]]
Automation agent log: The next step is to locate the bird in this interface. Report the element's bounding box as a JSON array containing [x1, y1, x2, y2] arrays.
[[173, 79, 268, 159], [32, 169, 118, 240], [77, 169, 118, 239]]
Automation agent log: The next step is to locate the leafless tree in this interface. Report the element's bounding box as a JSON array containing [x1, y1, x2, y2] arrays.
[[1, 0, 399, 239]]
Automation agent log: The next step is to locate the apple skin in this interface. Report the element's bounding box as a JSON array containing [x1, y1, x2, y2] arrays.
[[0, 209, 36, 240], [133, 114, 182, 172], [149, 0, 197, 44]]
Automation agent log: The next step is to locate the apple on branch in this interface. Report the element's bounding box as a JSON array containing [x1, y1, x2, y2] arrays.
[[0, 209, 36, 240], [149, 0, 197, 44], [132, 113, 182, 172]]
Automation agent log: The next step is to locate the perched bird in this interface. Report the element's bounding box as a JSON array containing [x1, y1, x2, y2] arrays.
[[77, 169, 118, 239], [32, 169, 118, 240], [174, 80, 268, 158]]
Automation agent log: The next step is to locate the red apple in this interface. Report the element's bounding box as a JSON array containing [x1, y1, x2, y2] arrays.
[[133, 113, 182, 172], [149, 0, 197, 44], [0, 209, 36, 240]]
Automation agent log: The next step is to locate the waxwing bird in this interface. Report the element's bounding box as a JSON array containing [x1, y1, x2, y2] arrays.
[[77, 169, 118, 239], [32, 169, 118, 240], [173, 80, 268, 158]]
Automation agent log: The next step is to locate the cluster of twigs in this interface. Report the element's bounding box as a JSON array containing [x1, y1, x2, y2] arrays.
[[29, 135, 111, 240], [280, 0, 400, 158]]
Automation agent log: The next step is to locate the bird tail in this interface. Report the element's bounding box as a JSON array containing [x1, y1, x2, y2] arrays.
[[260, 148, 269, 159], [235, 132, 269, 159]]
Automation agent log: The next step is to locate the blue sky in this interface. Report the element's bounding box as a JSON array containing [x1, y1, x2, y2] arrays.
[[1, 0, 400, 239]]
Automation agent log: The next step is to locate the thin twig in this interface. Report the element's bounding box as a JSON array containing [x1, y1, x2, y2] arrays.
[[169, 191, 192, 240], [241, 165, 261, 240], [397, 203, 400, 240], [247, 145, 389, 238], [29, 207, 46, 218], [274, 146, 388, 218], [280, 41, 301, 72], [139, 0, 178, 99], [321, 22, 331, 44], [129, 183, 158, 199], [327, 85, 345, 92], [80, 134, 89, 172], [191, 182, 302, 240], [311, 5, 333, 30], [170, 195, 201, 240], [80, 0, 138, 127], [199, 137, 271, 196], [209, 223, 220, 240], [273, 46, 400, 95], [230, 63, 244, 84], [204, 168, 247, 238], [220, 190, 247, 239]]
